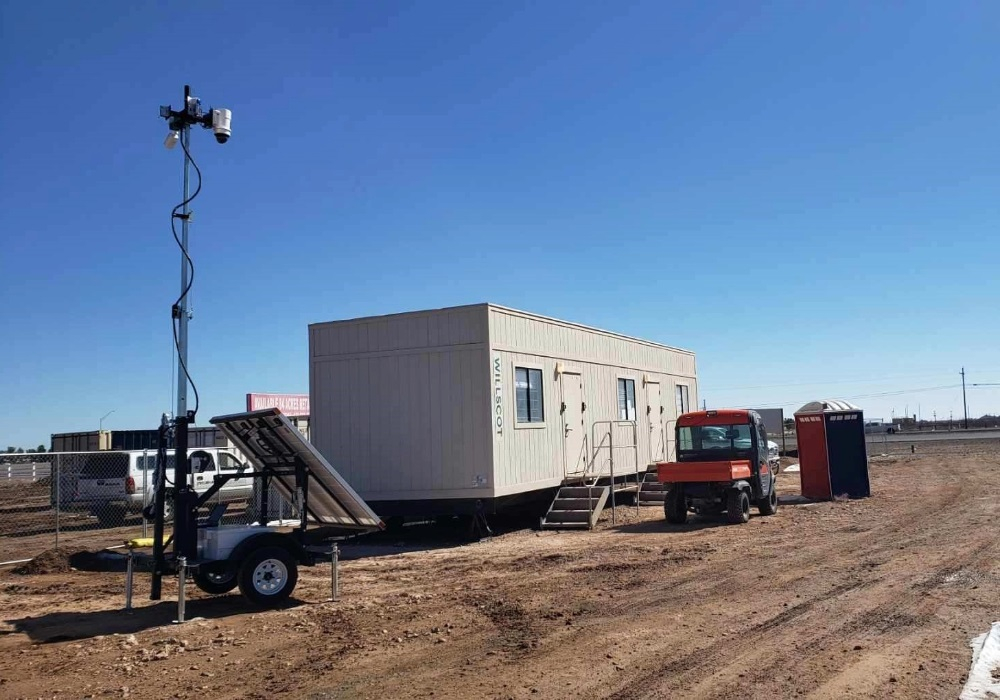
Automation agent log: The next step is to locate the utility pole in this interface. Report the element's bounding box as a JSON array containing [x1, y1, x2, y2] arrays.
[[961, 367, 969, 429]]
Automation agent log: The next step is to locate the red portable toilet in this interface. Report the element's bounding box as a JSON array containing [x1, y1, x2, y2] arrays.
[[794, 400, 871, 500]]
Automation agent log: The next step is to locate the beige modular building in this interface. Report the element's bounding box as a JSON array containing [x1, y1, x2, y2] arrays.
[[309, 304, 697, 518]]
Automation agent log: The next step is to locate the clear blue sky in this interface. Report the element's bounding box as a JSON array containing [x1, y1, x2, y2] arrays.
[[2, 1, 998, 448]]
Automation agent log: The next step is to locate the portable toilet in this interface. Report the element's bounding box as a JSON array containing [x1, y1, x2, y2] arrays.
[[794, 400, 871, 500]]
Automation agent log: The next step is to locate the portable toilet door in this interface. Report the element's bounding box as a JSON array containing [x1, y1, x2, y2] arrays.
[[794, 410, 832, 500], [823, 410, 870, 498]]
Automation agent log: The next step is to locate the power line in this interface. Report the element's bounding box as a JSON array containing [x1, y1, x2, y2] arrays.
[[701, 371, 956, 392], [745, 384, 963, 410]]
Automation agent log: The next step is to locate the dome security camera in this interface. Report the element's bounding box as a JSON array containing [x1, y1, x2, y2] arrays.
[[212, 109, 232, 144]]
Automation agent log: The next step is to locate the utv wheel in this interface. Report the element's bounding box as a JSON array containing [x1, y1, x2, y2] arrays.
[[726, 489, 750, 524], [237, 546, 298, 608], [664, 487, 687, 524], [758, 486, 778, 516], [193, 568, 238, 595]]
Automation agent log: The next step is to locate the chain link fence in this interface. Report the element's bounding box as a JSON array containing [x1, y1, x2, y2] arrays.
[[0, 451, 294, 566]]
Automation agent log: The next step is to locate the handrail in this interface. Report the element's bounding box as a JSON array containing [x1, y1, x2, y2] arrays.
[[589, 420, 640, 524]]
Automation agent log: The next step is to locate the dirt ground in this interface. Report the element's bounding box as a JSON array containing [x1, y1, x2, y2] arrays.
[[1, 443, 998, 700]]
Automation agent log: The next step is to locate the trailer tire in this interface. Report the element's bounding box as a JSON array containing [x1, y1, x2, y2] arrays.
[[664, 487, 687, 524], [758, 486, 778, 516], [726, 489, 750, 524], [237, 546, 298, 608], [194, 568, 238, 595]]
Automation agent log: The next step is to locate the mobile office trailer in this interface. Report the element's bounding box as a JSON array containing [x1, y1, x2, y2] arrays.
[[309, 304, 697, 518]]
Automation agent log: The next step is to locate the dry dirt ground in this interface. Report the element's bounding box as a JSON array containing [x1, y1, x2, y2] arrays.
[[1, 443, 998, 700]]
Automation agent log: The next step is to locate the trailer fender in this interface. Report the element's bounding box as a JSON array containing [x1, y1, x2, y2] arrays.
[[227, 532, 309, 567]]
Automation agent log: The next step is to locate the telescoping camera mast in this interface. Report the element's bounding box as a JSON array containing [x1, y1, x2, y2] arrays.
[[152, 85, 232, 599], [148, 87, 383, 612]]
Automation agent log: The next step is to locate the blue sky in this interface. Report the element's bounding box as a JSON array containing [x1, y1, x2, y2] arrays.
[[1, 1, 998, 448]]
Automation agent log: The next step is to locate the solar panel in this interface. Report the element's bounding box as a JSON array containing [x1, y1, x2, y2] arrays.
[[210, 408, 383, 532]]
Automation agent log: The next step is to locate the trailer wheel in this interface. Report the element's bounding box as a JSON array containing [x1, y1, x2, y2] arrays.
[[664, 487, 687, 524], [193, 568, 238, 595], [237, 546, 298, 608], [726, 489, 750, 524], [758, 486, 778, 516]]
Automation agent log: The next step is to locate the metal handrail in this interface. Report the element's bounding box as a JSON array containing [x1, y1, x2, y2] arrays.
[[589, 420, 640, 524]]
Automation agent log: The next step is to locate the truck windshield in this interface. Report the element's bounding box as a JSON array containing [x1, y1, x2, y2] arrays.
[[677, 424, 754, 460]]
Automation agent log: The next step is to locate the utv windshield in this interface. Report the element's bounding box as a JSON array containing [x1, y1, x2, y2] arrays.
[[677, 424, 754, 460]]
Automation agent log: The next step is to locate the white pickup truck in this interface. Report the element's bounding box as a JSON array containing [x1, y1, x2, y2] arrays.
[[70, 448, 253, 526], [864, 421, 901, 434]]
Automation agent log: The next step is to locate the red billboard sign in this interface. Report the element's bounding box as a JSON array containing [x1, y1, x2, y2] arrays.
[[246, 393, 310, 416]]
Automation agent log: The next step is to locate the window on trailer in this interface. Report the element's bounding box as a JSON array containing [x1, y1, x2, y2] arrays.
[[675, 384, 690, 415], [515, 367, 544, 423], [617, 378, 636, 420]]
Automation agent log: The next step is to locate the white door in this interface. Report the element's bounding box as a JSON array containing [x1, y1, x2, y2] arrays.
[[646, 381, 664, 462], [562, 372, 586, 476]]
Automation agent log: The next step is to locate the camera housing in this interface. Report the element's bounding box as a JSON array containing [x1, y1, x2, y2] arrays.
[[212, 109, 232, 144]]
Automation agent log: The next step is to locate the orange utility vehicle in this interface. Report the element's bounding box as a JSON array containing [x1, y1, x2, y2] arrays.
[[656, 409, 778, 525]]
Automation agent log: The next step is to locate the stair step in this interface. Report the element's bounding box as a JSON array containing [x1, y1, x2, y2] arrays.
[[539, 521, 591, 530], [558, 486, 606, 498], [637, 493, 667, 504], [544, 510, 592, 523], [551, 497, 603, 510]]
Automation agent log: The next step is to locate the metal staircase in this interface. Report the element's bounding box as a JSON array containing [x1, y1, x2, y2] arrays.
[[540, 419, 643, 530], [540, 484, 610, 530], [636, 468, 667, 506]]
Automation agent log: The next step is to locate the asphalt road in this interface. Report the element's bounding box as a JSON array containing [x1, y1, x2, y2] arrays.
[[776, 427, 1000, 453]]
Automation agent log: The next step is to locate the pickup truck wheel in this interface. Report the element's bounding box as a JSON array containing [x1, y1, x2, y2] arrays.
[[758, 486, 778, 516], [194, 569, 238, 595], [664, 487, 687, 524], [237, 546, 298, 608], [726, 489, 750, 524]]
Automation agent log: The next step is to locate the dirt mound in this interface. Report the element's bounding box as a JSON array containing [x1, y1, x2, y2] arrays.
[[11, 548, 72, 575]]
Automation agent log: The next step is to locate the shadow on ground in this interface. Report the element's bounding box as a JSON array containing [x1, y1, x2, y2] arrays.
[[3, 596, 307, 643]]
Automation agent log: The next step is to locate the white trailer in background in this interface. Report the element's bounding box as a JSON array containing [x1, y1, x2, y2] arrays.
[[309, 304, 698, 527]]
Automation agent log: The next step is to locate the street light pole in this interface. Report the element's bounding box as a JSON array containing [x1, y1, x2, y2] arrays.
[[99, 409, 116, 432]]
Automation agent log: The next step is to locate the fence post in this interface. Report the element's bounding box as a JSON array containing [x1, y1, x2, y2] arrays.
[[55, 455, 61, 550]]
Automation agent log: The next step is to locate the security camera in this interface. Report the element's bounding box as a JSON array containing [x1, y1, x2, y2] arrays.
[[211, 108, 232, 144]]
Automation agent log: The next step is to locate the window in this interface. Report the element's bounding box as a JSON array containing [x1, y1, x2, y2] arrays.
[[677, 423, 753, 459], [190, 450, 215, 474], [617, 378, 636, 420], [219, 453, 243, 471], [138, 454, 176, 471], [515, 367, 544, 423], [675, 384, 690, 416]]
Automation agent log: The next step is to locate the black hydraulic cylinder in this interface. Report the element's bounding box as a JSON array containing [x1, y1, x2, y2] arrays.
[[149, 416, 170, 600], [172, 414, 198, 560]]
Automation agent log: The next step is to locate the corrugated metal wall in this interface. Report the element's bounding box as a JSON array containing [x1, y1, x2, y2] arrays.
[[310, 305, 494, 501], [489, 306, 697, 493]]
